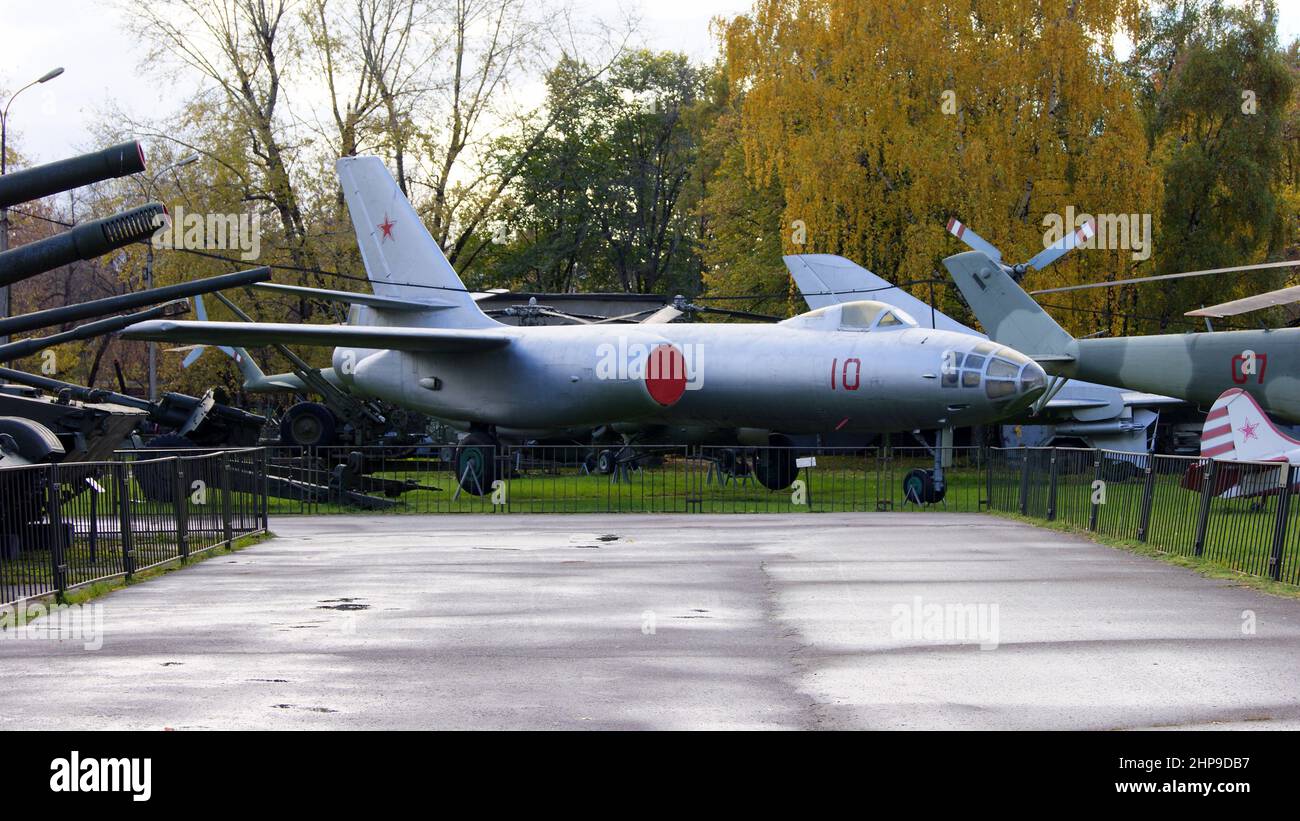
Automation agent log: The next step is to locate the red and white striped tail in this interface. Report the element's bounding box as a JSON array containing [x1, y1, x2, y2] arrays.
[[1200, 388, 1300, 462]]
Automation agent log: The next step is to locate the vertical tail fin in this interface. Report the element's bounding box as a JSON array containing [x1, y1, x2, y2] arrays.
[[1200, 388, 1300, 461], [942, 250, 1074, 356], [784, 253, 981, 335], [336, 156, 496, 328]]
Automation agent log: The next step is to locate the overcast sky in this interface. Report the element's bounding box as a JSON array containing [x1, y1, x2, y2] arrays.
[[0, 0, 748, 164], [1, 0, 1296, 165]]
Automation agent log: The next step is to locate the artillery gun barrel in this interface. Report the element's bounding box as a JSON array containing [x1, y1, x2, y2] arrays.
[[0, 203, 165, 287], [0, 266, 270, 337], [0, 142, 147, 209], [0, 364, 259, 434], [0, 365, 153, 413], [0, 300, 185, 363]]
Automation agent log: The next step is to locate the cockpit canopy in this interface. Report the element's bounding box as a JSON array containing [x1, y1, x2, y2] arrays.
[[780, 300, 919, 332]]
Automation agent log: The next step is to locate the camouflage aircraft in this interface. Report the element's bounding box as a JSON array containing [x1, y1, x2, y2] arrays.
[[941, 221, 1300, 423]]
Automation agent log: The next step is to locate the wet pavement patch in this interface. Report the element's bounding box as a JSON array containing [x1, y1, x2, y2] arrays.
[[674, 609, 712, 619], [317, 598, 370, 611], [272, 704, 337, 713]]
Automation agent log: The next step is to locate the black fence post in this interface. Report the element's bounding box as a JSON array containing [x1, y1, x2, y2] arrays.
[[1268, 464, 1293, 582], [1193, 460, 1217, 557], [1046, 448, 1059, 521], [47, 463, 66, 599], [116, 461, 134, 579], [173, 457, 189, 560], [260, 447, 270, 530], [984, 447, 994, 511], [1089, 451, 1103, 532], [1018, 450, 1031, 516], [1136, 456, 1157, 542], [221, 452, 234, 547]]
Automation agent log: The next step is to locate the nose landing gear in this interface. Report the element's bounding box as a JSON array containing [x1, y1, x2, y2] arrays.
[[902, 428, 949, 505]]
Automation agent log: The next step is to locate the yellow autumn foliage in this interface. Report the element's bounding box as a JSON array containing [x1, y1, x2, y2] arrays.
[[716, 0, 1163, 335]]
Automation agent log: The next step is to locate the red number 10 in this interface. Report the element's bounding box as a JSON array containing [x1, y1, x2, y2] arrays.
[[830, 358, 861, 391]]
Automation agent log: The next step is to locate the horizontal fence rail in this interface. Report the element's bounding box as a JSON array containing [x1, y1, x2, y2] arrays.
[[987, 447, 1298, 586], [263, 443, 988, 515], [8, 442, 1293, 607], [0, 448, 268, 608]]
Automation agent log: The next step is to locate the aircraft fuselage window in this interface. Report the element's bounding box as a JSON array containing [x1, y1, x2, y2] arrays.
[[986, 379, 1017, 399], [987, 358, 1019, 379]]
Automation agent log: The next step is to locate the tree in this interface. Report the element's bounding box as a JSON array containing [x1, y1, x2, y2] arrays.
[[486, 50, 716, 295], [1130, 0, 1296, 327], [713, 0, 1162, 337]]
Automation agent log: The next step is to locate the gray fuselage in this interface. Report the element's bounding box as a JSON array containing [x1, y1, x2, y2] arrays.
[[332, 310, 1046, 435]]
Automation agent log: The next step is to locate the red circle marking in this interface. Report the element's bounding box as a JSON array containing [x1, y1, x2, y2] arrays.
[[645, 344, 687, 406]]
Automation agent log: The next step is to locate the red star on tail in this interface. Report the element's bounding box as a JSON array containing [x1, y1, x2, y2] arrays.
[[1239, 418, 1260, 441], [378, 214, 395, 241]]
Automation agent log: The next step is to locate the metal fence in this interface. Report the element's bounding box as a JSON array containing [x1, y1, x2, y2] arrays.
[[987, 447, 1299, 585], [0, 448, 268, 608], [264, 444, 989, 515]]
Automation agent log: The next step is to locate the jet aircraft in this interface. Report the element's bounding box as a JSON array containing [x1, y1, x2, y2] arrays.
[[125, 157, 1049, 494]]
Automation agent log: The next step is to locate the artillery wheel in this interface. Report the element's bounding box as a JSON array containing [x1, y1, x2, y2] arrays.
[[280, 402, 338, 449]]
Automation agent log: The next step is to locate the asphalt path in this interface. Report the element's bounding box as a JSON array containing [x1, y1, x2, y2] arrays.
[[2, 513, 1297, 729]]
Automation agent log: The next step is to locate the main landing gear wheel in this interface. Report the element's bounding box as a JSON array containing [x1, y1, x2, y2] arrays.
[[754, 434, 798, 491], [280, 402, 339, 449], [596, 449, 617, 475], [903, 468, 946, 505], [455, 433, 498, 496]]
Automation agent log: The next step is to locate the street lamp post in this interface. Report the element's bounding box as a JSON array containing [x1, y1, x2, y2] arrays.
[[1, 67, 66, 345], [133, 152, 199, 401]]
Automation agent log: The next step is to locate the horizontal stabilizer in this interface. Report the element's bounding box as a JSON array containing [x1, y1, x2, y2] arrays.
[[252, 282, 455, 312], [1040, 398, 1111, 410], [123, 319, 512, 354]]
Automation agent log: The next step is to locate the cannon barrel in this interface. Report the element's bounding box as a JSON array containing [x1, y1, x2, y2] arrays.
[[0, 266, 270, 337], [0, 142, 147, 209], [0, 300, 185, 363], [0, 203, 165, 287], [0, 365, 264, 435], [0, 366, 153, 412]]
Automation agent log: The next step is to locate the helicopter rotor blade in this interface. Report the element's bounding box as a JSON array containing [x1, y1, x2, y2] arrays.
[[1026, 220, 1095, 271], [536, 307, 595, 324], [946, 218, 1003, 263], [1030, 259, 1300, 295], [639, 305, 685, 324]]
